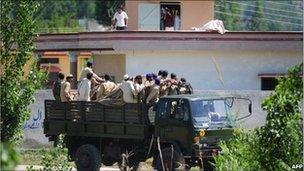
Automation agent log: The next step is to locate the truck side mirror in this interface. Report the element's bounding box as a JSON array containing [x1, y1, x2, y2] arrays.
[[235, 99, 253, 121], [249, 103, 252, 114]]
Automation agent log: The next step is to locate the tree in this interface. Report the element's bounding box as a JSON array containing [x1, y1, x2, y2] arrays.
[[0, 0, 48, 142], [215, 0, 243, 31], [247, 0, 268, 31], [35, 0, 79, 33], [76, 0, 96, 19], [258, 63, 303, 170]]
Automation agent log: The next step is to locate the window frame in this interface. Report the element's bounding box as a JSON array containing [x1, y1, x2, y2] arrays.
[[157, 98, 190, 122]]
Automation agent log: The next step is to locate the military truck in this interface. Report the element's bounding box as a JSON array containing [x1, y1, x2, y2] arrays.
[[44, 94, 252, 171]]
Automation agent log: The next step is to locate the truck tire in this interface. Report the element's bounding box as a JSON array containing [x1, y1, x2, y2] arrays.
[[155, 147, 185, 171], [75, 144, 101, 171], [102, 156, 116, 166]]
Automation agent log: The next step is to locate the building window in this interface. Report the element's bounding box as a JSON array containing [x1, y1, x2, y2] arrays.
[[160, 2, 181, 30], [261, 77, 278, 90], [40, 58, 59, 64]]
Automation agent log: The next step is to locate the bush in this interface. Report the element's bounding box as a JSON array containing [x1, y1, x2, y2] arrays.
[[258, 63, 303, 170], [26, 148, 73, 171], [214, 63, 303, 170], [0, 142, 20, 171], [213, 129, 261, 171]]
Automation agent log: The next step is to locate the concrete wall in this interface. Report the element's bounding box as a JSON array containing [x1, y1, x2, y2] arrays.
[[23, 89, 270, 148], [125, 50, 302, 90], [93, 54, 126, 82], [181, 1, 214, 29], [22, 90, 54, 148]]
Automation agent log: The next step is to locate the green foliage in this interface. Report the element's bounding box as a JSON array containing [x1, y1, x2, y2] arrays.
[[0, 142, 20, 171], [215, 0, 303, 31], [34, 0, 125, 32], [35, 0, 80, 33], [54, 134, 66, 148], [258, 63, 303, 170], [215, 0, 243, 30], [26, 148, 73, 171], [247, 1, 268, 31], [95, 0, 125, 26], [213, 129, 261, 171], [0, 0, 48, 143], [214, 63, 303, 170], [76, 0, 96, 19]]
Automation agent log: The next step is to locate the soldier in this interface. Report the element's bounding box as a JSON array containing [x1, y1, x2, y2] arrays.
[[159, 70, 170, 97], [168, 73, 179, 95], [146, 78, 160, 105], [52, 73, 65, 101], [60, 74, 74, 102], [179, 78, 193, 94], [96, 74, 117, 101], [79, 61, 104, 84]]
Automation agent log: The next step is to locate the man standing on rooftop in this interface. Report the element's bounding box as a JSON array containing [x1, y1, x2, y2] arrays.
[[112, 6, 128, 30]]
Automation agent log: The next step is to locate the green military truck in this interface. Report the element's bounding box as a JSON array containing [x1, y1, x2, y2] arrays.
[[44, 94, 252, 171]]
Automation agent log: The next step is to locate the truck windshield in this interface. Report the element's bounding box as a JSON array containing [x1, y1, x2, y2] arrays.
[[190, 99, 233, 128]]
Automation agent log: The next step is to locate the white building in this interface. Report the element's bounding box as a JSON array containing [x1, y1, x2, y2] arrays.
[[36, 31, 303, 90]]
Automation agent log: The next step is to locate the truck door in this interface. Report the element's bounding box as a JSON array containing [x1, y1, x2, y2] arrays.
[[155, 98, 192, 153]]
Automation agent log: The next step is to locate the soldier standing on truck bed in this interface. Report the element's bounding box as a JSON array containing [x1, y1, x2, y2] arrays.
[[146, 78, 160, 105], [60, 74, 74, 102], [96, 74, 117, 101], [52, 72, 65, 101], [179, 78, 193, 94], [79, 61, 104, 85]]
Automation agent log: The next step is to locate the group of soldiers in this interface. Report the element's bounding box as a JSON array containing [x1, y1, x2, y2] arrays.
[[52, 62, 193, 106]]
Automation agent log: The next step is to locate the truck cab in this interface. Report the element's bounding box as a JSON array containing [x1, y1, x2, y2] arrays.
[[153, 95, 252, 170]]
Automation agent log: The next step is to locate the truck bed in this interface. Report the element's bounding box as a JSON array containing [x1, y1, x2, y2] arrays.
[[44, 100, 149, 139]]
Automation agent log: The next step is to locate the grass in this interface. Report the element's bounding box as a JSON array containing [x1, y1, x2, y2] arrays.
[[20, 148, 75, 167], [20, 148, 203, 170]]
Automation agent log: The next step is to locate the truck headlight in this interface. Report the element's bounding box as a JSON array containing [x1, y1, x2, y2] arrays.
[[193, 129, 206, 143], [199, 129, 205, 138]]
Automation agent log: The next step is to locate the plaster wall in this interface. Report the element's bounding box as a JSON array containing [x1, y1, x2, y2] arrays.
[[93, 54, 126, 82], [125, 50, 302, 90], [22, 90, 53, 148]]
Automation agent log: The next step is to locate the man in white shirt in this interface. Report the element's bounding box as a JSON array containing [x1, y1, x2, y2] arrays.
[[120, 74, 137, 103], [112, 7, 128, 30], [77, 73, 93, 101]]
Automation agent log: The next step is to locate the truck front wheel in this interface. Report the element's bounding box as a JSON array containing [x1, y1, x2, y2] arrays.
[[155, 147, 185, 171], [75, 144, 101, 171]]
